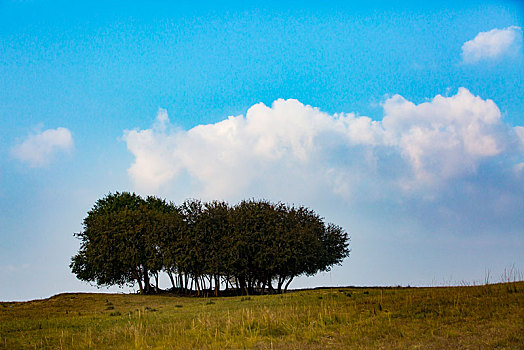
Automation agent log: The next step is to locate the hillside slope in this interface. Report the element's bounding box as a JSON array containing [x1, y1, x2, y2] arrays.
[[1, 282, 523, 349]]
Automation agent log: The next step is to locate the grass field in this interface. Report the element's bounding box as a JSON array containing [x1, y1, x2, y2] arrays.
[[1, 281, 523, 349]]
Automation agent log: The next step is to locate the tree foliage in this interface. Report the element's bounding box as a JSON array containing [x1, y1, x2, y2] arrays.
[[71, 193, 350, 295]]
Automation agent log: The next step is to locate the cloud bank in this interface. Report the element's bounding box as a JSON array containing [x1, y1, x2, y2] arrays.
[[11, 127, 74, 167], [124, 88, 522, 207], [461, 26, 522, 63]]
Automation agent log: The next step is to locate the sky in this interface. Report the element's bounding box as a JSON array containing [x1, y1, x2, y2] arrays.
[[1, 0, 523, 301]]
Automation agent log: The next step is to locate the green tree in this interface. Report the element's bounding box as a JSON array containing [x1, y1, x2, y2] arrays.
[[70, 192, 177, 294], [142, 196, 182, 292], [197, 200, 232, 295], [71, 194, 350, 295]]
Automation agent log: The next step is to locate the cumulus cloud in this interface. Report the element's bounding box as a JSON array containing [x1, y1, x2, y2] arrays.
[[123, 88, 520, 201], [11, 127, 74, 167], [382, 87, 507, 186], [514, 126, 524, 173], [461, 26, 522, 63], [515, 126, 524, 147]]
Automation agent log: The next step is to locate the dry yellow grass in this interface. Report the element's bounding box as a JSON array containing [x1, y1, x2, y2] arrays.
[[1, 282, 523, 349]]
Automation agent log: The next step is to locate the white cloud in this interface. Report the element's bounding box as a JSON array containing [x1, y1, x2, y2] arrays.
[[11, 127, 74, 167], [124, 88, 520, 200], [461, 26, 522, 63], [515, 126, 524, 147], [382, 87, 506, 186], [514, 126, 524, 174]]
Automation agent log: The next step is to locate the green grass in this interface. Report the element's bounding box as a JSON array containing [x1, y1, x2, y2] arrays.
[[1, 282, 523, 349]]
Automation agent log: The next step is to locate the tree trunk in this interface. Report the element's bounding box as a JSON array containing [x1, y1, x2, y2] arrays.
[[284, 275, 295, 293], [195, 276, 200, 295], [134, 270, 144, 294], [247, 276, 253, 295], [261, 280, 266, 295], [267, 278, 275, 294], [168, 271, 176, 290], [143, 267, 150, 294], [277, 276, 284, 294], [225, 275, 234, 290], [239, 277, 247, 295]]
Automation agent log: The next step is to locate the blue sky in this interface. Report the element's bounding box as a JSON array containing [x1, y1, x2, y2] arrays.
[[1, 0, 523, 301]]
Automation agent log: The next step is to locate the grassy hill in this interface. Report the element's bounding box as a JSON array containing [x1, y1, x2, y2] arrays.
[[1, 282, 523, 349]]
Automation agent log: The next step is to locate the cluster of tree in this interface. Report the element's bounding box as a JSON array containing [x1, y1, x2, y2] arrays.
[[70, 192, 350, 295]]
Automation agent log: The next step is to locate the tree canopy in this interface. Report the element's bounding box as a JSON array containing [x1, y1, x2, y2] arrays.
[[71, 193, 350, 295]]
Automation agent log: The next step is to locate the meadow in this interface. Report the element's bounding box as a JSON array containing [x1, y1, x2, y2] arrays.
[[1, 281, 523, 349]]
